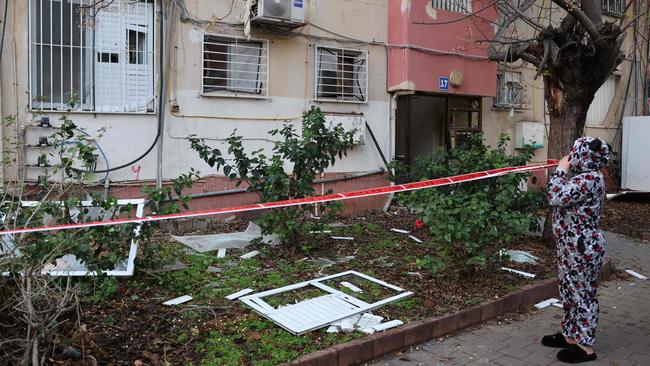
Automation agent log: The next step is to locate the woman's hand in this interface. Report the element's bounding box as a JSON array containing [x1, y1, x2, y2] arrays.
[[558, 155, 571, 172]]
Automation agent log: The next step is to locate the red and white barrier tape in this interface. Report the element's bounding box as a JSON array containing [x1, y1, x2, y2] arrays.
[[0, 161, 558, 236]]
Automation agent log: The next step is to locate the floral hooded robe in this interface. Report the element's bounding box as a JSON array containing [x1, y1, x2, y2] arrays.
[[547, 137, 611, 348]]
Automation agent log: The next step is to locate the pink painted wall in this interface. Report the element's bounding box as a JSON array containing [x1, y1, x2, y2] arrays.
[[388, 0, 497, 96]]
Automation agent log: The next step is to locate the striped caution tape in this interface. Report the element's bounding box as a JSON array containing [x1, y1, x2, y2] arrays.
[[0, 161, 558, 236]]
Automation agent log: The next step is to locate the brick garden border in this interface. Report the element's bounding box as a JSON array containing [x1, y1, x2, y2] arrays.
[[284, 260, 612, 366]]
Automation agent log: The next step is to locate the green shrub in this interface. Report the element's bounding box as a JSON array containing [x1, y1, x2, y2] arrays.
[[392, 133, 545, 274], [189, 107, 356, 255]]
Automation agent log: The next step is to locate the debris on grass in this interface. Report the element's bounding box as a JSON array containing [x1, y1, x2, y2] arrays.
[[391, 228, 410, 234], [207, 266, 222, 273], [225, 288, 254, 301], [406, 272, 422, 279], [408, 235, 423, 243], [240, 250, 261, 259], [238, 270, 413, 334], [162, 295, 193, 306], [171, 222, 278, 253], [362, 319, 404, 334], [327, 313, 383, 333], [535, 298, 561, 309], [310, 230, 332, 234], [501, 267, 536, 279], [330, 236, 354, 241], [625, 269, 647, 280], [500, 249, 539, 264], [217, 248, 227, 258]]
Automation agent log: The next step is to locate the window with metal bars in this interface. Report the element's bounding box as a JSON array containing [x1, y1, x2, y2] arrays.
[[432, 0, 472, 14], [29, 0, 156, 113], [494, 71, 527, 109], [202, 35, 268, 97], [315, 46, 368, 103], [601, 0, 625, 17]]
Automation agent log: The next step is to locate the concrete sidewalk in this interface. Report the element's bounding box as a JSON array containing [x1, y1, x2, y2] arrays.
[[370, 232, 650, 366]]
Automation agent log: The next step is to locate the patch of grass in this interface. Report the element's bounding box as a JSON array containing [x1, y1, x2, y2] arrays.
[[367, 238, 398, 250], [464, 295, 484, 306]]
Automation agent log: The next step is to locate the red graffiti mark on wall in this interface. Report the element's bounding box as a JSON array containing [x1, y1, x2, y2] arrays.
[[131, 165, 141, 181]]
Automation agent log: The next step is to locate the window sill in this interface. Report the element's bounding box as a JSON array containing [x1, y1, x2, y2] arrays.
[[201, 92, 269, 100], [313, 98, 368, 104]]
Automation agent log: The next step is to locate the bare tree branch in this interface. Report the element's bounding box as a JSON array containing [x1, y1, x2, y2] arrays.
[[550, 0, 601, 41]]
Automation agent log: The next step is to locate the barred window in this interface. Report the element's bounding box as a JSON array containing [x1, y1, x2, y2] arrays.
[[202, 35, 268, 97], [315, 46, 368, 103], [601, 0, 625, 17], [494, 71, 527, 109], [29, 0, 156, 113], [432, 0, 472, 14]]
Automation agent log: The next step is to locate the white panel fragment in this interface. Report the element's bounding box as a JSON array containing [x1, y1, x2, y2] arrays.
[[331, 236, 354, 240], [217, 248, 227, 258], [163, 295, 193, 306], [626, 269, 647, 280], [362, 320, 404, 334], [408, 235, 423, 243], [535, 298, 561, 309], [391, 228, 410, 234], [240, 250, 260, 259], [501, 267, 536, 279], [226, 288, 254, 301]]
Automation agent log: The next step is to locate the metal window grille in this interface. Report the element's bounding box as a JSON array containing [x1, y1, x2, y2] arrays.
[[600, 0, 625, 17], [315, 46, 368, 103], [202, 35, 268, 97], [432, 0, 472, 14], [494, 71, 525, 108], [28, 0, 156, 113]]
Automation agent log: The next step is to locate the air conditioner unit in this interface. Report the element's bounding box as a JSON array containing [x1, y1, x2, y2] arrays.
[[252, 0, 305, 27]]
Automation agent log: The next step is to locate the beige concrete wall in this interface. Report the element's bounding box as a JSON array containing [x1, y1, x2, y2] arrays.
[[1, 0, 390, 184]]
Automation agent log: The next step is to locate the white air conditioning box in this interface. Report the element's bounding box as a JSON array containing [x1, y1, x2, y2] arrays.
[[253, 0, 305, 27], [622, 116, 650, 191], [515, 121, 544, 149], [324, 114, 366, 145]]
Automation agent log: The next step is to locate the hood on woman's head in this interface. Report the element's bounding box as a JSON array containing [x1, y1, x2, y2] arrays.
[[569, 137, 611, 173]]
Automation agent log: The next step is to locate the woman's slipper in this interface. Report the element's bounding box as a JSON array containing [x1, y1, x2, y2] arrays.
[[557, 344, 597, 363], [541, 333, 570, 348]]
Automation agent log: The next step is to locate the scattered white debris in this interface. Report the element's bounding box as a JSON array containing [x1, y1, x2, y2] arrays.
[[551, 302, 564, 309], [238, 271, 413, 334], [171, 222, 278, 253], [310, 230, 332, 234], [217, 248, 227, 258], [625, 269, 647, 280], [535, 298, 561, 309], [362, 320, 404, 334], [327, 313, 382, 333], [408, 235, 423, 243], [163, 295, 193, 306], [356, 313, 384, 330], [331, 236, 354, 241], [501, 267, 536, 279], [207, 266, 222, 273], [391, 228, 410, 234], [500, 249, 539, 264], [225, 288, 254, 301], [407, 272, 423, 279], [240, 250, 260, 259], [340, 281, 363, 293]]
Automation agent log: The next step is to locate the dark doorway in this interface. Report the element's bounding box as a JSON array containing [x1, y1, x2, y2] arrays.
[[396, 93, 482, 166]]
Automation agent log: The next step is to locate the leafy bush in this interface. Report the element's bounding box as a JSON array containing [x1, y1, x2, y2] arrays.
[[391, 133, 545, 274], [189, 107, 356, 255]]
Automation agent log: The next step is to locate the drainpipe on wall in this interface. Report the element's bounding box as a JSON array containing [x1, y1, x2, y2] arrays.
[[156, 1, 174, 189]]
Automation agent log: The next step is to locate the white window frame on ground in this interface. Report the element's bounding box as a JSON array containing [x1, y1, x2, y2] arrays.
[[201, 34, 269, 99], [432, 0, 472, 14], [601, 0, 625, 17], [315, 46, 368, 103], [494, 70, 528, 110], [28, 0, 156, 113]]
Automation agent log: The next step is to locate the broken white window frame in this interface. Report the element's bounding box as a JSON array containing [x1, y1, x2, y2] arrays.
[[432, 0, 473, 14], [314, 45, 368, 104], [28, 0, 157, 114], [6, 198, 145, 277], [201, 34, 269, 99], [494, 70, 528, 110], [239, 270, 413, 335]]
